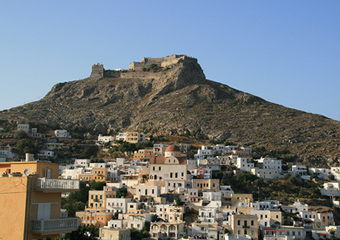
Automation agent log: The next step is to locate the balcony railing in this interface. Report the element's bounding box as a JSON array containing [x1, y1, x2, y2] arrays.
[[32, 218, 78, 233], [36, 178, 80, 192]]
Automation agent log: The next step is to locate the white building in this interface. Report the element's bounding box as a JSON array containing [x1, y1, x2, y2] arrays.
[[17, 123, 29, 133], [250, 209, 283, 228], [61, 167, 84, 180], [251, 200, 281, 211], [257, 157, 282, 173], [116, 132, 145, 143], [291, 165, 310, 180], [217, 155, 238, 166], [197, 158, 220, 171], [74, 159, 91, 167], [156, 204, 184, 222], [320, 182, 340, 197], [203, 192, 222, 202], [309, 167, 331, 179], [153, 144, 169, 156], [98, 134, 115, 143], [136, 185, 161, 197], [54, 129, 70, 138], [0, 145, 14, 161], [194, 149, 214, 160], [236, 157, 254, 172], [149, 145, 187, 192], [251, 167, 281, 179], [197, 201, 223, 224], [107, 198, 132, 214]]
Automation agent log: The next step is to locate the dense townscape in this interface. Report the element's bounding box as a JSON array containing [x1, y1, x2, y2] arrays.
[[1, 123, 340, 240]]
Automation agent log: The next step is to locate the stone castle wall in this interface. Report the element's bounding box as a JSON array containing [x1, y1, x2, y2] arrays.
[[91, 64, 122, 78], [129, 54, 195, 71], [91, 63, 104, 78], [104, 70, 121, 78], [90, 55, 198, 79]]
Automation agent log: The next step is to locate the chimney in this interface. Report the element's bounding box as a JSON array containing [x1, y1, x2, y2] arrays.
[[25, 153, 34, 162]]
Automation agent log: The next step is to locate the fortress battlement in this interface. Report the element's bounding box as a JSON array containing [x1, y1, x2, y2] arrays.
[[90, 55, 198, 78], [129, 54, 196, 71], [91, 63, 122, 78]]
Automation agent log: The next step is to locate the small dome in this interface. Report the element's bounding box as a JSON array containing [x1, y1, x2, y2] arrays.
[[165, 145, 180, 152]]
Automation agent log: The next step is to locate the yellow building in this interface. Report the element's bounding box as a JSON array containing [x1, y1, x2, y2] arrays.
[[79, 167, 109, 182], [116, 132, 145, 143], [133, 149, 154, 161], [0, 161, 80, 240], [192, 179, 220, 191], [230, 193, 253, 206], [231, 214, 258, 239], [99, 228, 131, 240], [76, 185, 116, 227]]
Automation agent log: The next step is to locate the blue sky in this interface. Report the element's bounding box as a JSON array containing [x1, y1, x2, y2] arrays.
[[1, 1, 339, 120]]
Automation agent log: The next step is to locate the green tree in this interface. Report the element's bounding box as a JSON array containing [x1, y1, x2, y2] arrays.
[[116, 187, 127, 198], [15, 130, 28, 139], [90, 181, 106, 190], [62, 181, 90, 217], [64, 225, 99, 240], [80, 146, 98, 158], [130, 228, 143, 240], [51, 123, 60, 130], [17, 139, 37, 154]]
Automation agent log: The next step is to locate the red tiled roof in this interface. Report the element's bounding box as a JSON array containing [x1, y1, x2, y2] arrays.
[[149, 156, 187, 164], [165, 145, 180, 152]]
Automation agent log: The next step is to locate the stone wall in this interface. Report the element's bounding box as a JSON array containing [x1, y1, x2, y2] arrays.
[[103, 70, 121, 78], [129, 54, 195, 71], [91, 63, 104, 78]]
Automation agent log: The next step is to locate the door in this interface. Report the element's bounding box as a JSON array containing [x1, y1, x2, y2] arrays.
[[37, 203, 51, 220]]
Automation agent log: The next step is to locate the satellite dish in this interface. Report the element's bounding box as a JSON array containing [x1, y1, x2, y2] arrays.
[[24, 169, 30, 176]]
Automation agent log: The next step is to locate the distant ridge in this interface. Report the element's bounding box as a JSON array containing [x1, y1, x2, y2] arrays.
[[1, 55, 339, 165]]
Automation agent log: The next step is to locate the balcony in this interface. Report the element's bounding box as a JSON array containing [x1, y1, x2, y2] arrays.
[[36, 178, 80, 192], [32, 218, 78, 235]]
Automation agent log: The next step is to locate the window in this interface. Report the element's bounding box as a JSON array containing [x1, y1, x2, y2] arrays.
[[238, 220, 241, 225]]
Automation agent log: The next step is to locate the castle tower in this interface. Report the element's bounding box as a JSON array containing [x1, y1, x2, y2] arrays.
[[91, 63, 104, 78]]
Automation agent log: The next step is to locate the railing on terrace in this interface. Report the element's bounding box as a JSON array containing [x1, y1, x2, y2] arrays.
[[32, 218, 78, 233], [36, 178, 80, 191]]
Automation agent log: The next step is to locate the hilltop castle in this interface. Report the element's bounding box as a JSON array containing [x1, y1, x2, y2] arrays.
[[90, 55, 197, 78]]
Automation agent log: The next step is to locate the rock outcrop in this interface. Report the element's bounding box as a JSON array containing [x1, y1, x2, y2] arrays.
[[1, 55, 340, 164]]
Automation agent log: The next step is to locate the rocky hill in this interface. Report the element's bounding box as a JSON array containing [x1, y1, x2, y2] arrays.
[[1, 55, 340, 165]]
